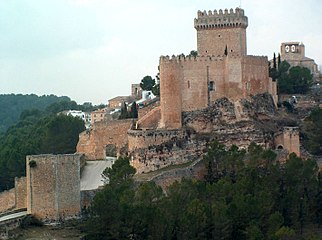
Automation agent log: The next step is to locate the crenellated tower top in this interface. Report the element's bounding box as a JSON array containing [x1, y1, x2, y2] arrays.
[[195, 8, 248, 56], [194, 8, 248, 30]]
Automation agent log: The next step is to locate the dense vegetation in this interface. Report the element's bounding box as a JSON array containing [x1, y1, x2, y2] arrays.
[[0, 98, 88, 191], [269, 57, 313, 94], [84, 142, 321, 240], [302, 108, 322, 156], [0, 94, 70, 133]]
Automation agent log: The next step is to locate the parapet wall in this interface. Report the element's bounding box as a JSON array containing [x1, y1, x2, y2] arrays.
[[14, 177, 27, 210], [26, 154, 82, 222], [0, 189, 15, 214], [128, 129, 206, 174], [136, 106, 161, 129], [77, 119, 133, 160], [0, 177, 27, 214], [195, 8, 248, 30]]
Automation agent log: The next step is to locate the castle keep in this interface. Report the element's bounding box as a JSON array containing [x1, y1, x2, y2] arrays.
[[159, 8, 277, 129]]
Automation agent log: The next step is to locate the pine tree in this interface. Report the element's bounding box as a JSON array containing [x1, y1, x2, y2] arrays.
[[273, 53, 277, 69], [130, 101, 138, 118]]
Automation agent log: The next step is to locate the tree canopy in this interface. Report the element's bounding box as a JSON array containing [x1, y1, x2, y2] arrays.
[[140, 76, 155, 91], [83, 142, 320, 240], [0, 94, 70, 133], [302, 107, 322, 155], [269, 58, 313, 94]]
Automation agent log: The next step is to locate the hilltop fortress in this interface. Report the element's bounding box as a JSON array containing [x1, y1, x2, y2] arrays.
[[0, 8, 304, 226], [78, 8, 290, 174]]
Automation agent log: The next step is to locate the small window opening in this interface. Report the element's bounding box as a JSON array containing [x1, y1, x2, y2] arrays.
[[187, 81, 190, 88], [209, 81, 215, 91]]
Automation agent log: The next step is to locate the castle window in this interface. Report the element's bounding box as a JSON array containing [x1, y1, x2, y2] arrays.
[[209, 81, 215, 91], [187, 81, 190, 88], [218, 34, 221, 37], [246, 82, 250, 90]]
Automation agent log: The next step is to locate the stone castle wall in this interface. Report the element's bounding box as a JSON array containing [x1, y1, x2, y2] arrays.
[[138, 101, 160, 119], [136, 106, 161, 129], [159, 54, 275, 129], [0, 189, 15, 213], [77, 120, 133, 160], [26, 154, 82, 222], [14, 177, 27, 210], [128, 129, 206, 174], [0, 177, 27, 214]]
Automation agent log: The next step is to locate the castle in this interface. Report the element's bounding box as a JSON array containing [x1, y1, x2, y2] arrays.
[[78, 8, 294, 174], [0, 8, 303, 225], [156, 8, 277, 129]]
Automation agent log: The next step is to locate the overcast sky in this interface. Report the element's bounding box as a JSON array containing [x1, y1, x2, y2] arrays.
[[1, 0, 321, 105]]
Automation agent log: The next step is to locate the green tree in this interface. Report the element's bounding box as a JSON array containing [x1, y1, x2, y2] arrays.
[[130, 102, 138, 118], [140, 76, 155, 91], [39, 115, 85, 154], [277, 61, 313, 94], [302, 107, 322, 155], [118, 102, 129, 119], [189, 50, 198, 57]]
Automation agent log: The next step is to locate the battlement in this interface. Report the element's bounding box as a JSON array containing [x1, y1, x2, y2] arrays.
[[159, 54, 268, 65], [160, 54, 241, 63], [194, 8, 248, 30]]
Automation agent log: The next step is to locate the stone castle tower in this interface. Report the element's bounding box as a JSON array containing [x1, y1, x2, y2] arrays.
[[159, 8, 277, 129], [195, 8, 248, 56]]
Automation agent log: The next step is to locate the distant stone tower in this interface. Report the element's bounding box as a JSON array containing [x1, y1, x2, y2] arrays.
[[195, 8, 248, 56], [275, 127, 300, 157]]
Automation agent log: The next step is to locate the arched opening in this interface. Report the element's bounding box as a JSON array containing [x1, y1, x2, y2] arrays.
[[277, 145, 284, 150]]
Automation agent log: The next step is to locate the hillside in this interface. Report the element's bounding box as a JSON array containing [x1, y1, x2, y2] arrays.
[[0, 94, 70, 133]]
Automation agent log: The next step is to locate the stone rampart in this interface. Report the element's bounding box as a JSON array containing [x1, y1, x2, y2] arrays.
[[0, 190, 15, 214], [0, 177, 27, 214], [159, 53, 275, 129], [14, 177, 26, 210], [77, 119, 133, 160], [136, 106, 161, 129], [138, 100, 160, 119], [135, 158, 206, 190], [26, 154, 82, 222]]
